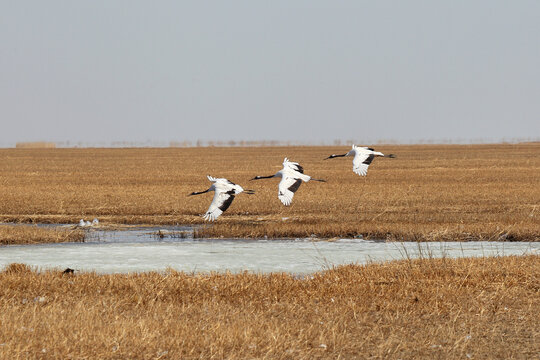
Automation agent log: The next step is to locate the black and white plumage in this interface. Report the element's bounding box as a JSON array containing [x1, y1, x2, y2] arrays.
[[189, 176, 255, 221], [325, 145, 395, 176], [250, 158, 326, 206]]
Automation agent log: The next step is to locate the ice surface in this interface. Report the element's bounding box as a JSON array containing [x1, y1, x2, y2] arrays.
[[1, 226, 538, 274]]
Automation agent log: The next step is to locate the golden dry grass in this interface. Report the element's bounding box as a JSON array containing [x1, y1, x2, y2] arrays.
[[0, 225, 84, 245], [0, 255, 538, 359], [0, 144, 538, 241]]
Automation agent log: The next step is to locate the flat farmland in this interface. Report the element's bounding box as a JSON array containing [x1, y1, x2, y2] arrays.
[[0, 144, 538, 241]]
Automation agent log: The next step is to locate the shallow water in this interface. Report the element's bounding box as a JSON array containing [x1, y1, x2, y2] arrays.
[[1, 226, 538, 274]]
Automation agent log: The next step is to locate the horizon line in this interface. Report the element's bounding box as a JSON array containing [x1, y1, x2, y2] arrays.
[[3, 138, 539, 149]]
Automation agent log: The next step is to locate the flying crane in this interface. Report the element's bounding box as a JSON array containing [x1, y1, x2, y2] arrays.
[[251, 158, 326, 206], [325, 145, 395, 176], [189, 176, 255, 221]]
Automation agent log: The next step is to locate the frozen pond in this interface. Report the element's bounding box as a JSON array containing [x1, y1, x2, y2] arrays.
[[1, 226, 538, 274]]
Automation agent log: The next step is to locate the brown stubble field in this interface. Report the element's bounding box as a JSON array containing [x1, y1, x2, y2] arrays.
[[0, 144, 538, 241], [0, 256, 538, 359]]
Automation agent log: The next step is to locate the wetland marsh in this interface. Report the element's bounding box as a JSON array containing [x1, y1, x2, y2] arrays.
[[0, 144, 538, 241]]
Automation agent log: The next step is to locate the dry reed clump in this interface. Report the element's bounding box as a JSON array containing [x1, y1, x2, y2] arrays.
[[2, 263, 33, 274], [0, 225, 85, 245], [0, 255, 538, 359], [0, 144, 538, 241]]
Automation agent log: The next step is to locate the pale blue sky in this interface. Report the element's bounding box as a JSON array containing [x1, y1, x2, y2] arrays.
[[1, 1, 539, 146]]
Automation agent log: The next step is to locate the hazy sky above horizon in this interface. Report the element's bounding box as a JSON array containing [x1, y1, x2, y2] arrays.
[[1, 1, 539, 146]]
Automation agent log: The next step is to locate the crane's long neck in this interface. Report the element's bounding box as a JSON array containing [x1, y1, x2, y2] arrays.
[[325, 153, 348, 160], [189, 189, 210, 196], [252, 175, 275, 180]]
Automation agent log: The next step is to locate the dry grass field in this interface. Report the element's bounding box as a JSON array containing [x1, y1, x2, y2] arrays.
[[0, 144, 538, 242], [0, 255, 538, 359], [1, 145, 538, 359]]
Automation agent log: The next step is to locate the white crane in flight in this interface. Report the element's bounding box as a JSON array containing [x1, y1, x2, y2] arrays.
[[250, 158, 326, 206], [324, 145, 395, 176], [189, 176, 255, 221]]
